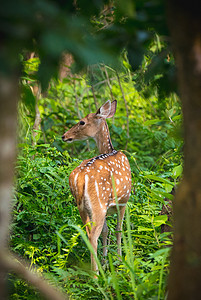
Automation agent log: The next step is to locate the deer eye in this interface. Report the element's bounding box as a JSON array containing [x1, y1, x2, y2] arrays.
[[80, 121, 85, 125]]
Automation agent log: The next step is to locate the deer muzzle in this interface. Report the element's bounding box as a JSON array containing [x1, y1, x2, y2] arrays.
[[62, 135, 73, 142]]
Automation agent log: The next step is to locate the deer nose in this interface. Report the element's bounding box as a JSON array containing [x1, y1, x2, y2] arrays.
[[62, 135, 65, 141]]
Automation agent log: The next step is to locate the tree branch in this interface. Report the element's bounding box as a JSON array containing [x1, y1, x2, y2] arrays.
[[116, 72, 130, 149], [0, 251, 68, 300]]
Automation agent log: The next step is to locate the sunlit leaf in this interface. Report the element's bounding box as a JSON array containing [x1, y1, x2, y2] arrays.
[[172, 164, 183, 179]]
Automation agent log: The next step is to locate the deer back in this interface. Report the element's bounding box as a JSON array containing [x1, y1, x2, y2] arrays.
[[69, 150, 131, 219]]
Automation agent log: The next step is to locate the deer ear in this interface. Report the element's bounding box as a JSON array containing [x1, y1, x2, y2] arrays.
[[106, 100, 117, 118], [96, 100, 117, 119]]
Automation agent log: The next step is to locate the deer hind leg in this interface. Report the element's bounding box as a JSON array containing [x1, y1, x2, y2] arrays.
[[79, 208, 100, 272], [79, 209, 91, 236], [116, 205, 126, 257], [88, 214, 106, 273]]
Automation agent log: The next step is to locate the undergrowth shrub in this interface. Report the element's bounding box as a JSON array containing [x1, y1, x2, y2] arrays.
[[10, 137, 181, 299]]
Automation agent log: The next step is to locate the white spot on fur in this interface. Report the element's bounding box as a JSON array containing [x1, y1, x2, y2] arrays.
[[108, 202, 126, 208], [74, 173, 79, 187], [95, 180, 103, 208], [84, 175, 92, 211]]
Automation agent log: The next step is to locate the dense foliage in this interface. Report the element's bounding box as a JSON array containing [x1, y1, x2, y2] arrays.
[[10, 54, 183, 299]]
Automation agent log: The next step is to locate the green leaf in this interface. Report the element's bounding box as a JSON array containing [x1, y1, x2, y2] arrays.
[[145, 174, 174, 186], [33, 234, 41, 240], [149, 247, 170, 259], [172, 115, 182, 121], [172, 165, 183, 179], [164, 183, 173, 193], [138, 226, 153, 232], [153, 215, 167, 227], [144, 119, 161, 126]]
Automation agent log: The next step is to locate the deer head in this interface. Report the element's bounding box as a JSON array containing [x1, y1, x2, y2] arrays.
[[62, 100, 117, 143]]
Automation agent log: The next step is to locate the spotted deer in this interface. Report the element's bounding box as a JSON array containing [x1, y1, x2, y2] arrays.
[[62, 100, 131, 272]]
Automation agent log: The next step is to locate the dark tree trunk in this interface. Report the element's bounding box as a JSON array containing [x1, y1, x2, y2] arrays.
[[167, 1, 201, 299], [0, 74, 19, 299]]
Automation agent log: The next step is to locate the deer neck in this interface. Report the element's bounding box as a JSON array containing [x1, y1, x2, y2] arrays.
[[94, 120, 114, 154]]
